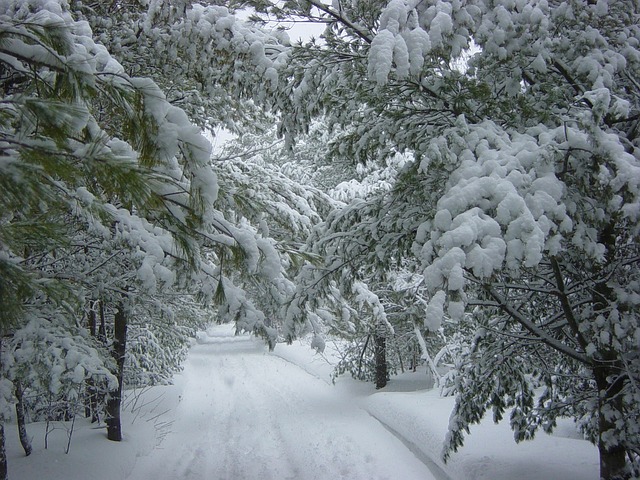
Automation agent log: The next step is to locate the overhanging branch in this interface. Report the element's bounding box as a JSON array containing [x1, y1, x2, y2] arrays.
[[484, 284, 592, 366], [550, 256, 590, 352], [308, 0, 372, 44]]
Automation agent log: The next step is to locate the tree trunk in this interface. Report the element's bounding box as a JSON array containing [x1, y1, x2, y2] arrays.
[[88, 301, 97, 337], [592, 223, 628, 480], [106, 302, 127, 441], [85, 303, 99, 422], [0, 335, 7, 480], [85, 305, 94, 418], [357, 335, 370, 379], [0, 423, 6, 480], [85, 379, 99, 423], [98, 299, 106, 343], [14, 380, 32, 456], [374, 333, 387, 389], [594, 360, 627, 480]]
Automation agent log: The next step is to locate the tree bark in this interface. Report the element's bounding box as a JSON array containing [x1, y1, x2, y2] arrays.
[[14, 380, 32, 456], [374, 333, 387, 389], [592, 222, 628, 480], [106, 302, 127, 441], [0, 335, 7, 480], [88, 301, 97, 337], [98, 299, 107, 343], [0, 423, 6, 480], [85, 303, 99, 422], [594, 361, 627, 480]]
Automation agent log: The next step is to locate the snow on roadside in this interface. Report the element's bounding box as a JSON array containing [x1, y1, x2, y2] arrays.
[[365, 390, 599, 480], [7, 379, 184, 480], [275, 333, 600, 480]]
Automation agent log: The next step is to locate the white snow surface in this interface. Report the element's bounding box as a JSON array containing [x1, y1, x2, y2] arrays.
[[8, 324, 598, 480]]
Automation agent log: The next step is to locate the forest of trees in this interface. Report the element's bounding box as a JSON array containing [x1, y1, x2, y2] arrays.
[[0, 0, 638, 479]]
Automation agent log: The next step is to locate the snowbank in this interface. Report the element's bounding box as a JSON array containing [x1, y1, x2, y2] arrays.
[[275, 334, 600, 480]]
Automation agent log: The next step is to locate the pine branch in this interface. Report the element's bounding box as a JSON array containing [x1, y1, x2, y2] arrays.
[[308, 0, 372, 44], [484, 284, 591, 366]]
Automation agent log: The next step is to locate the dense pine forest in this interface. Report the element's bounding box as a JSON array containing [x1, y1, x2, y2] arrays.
[[0, 1, 639, 479]]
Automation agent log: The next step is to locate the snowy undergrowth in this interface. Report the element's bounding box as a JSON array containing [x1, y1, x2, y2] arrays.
[[6, 380, 183, 480]]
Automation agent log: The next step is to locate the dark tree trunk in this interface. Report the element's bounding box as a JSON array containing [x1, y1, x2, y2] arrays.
[[106, 302, 127, 441], [85, 379, 99, 423], [594, 361, 627, 480], [0, 336, 7, 480], [88, 301, 97, 337], [98, 299, 106, 343], [85, 303, 100, 422], [374, 333, 387, 389], [592, 222, 628, 480], [0, 423, 6, 480], [14, 380, 32, 456]]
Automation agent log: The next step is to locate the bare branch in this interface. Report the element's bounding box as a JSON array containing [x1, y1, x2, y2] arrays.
[[550, 256, 590, 352], [308, 0, 373, 44], [484, 284, 592, 366]]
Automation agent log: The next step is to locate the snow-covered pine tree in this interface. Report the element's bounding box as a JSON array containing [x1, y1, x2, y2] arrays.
[[0, 0, 219, 450], [0, 0, 288, 469], [71, 0, 273, 136], [1, 2, 328, 472], [69, 0, 333, 348], [201, 1, 640, 478]]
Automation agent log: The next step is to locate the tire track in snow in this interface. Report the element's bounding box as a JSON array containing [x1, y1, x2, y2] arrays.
[[366, 411, 452, 480], [215, 354, 298, 480]]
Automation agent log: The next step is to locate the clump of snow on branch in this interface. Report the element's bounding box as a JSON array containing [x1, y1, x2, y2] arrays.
[[6, 317, 117, 404], [170, 5, 290, 91], [368, 0, 467, 84], [352, 281, 395, 335]]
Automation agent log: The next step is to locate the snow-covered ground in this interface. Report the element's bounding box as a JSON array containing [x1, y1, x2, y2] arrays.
[[8, 324, 599, 480]]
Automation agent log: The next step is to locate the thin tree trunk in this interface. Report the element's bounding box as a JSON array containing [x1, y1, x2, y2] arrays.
[[0, 423, 6, 480], [356, 334, 370, 380], [594, 363, 627, 480], [86, 379, 99, 423], [84, 386, 91, 420], [86, 303, 99, 422], [374, 333, 387, 389], [0, 335, 7, 480], [14, 380, 31, 456], [88, 301, 97, 337], [412, 344, 417, 373], [106, 302, 127, 441], [98, 299, 106, 343]]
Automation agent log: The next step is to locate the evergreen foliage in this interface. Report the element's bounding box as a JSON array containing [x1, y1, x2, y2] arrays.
[[1, 1, 639, 479], [205, 1, 640, 478], [0, 0, 321, 474]]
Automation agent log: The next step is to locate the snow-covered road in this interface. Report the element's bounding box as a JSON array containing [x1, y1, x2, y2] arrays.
[[126, 328, 440, 480], [7, 324, 599, 480]]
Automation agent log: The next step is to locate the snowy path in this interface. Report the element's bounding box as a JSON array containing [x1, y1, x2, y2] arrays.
[[125, 328, 441, 480]]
